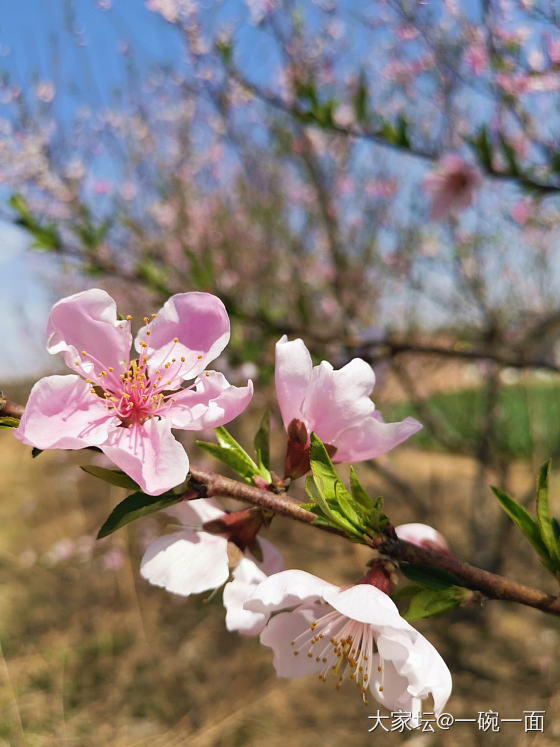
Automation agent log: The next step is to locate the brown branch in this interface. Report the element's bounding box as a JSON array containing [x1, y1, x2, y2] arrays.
[[5, 398, 560, 617], [187, 468, 560, 617], [0, 397, 25, 419]]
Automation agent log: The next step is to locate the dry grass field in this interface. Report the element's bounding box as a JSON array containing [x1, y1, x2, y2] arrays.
[[1, 420, 559, 746]]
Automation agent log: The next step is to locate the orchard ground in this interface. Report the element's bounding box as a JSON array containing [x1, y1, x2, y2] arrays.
[[1, 385, 559, 746]]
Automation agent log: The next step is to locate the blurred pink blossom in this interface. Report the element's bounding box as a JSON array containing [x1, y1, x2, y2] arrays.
[[422, 155, 482, 220]]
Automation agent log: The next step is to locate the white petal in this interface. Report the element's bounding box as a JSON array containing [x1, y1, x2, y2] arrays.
[[164, 498, 225, 526], [323, 584, 409, 629], [259, 606, 325, 678], [140, 530, 229, 595], [244, 569, 338, 614]]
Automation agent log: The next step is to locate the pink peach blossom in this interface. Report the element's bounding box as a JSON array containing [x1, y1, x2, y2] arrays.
[[141, 499, 284, 634], [16, 289, 253, 495], [275, 336, 421, 474], [245, 570, 452, 715], [422, 155, 482, 221]]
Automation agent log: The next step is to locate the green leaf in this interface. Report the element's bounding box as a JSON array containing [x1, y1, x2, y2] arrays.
[[349, 466, 372, 510], [392, 584, 424, 599], [348, 466, 388, 533], [309, 434, 363, 527], [536, 460, 560, 566], [97, 491, 184, 538], [472, 125, 493, 170], [0, 416, 20, 428], [499, 134, 521, 177], [197, 426, 263, 483], [403, 586, 469, 622], [80, 465, 140, 491], [353, 71, 368, 124], [254, 410, 271, 473], [304, 476, 363, 540], [491, 485, 551, 566], [400, 564, 462, 590]]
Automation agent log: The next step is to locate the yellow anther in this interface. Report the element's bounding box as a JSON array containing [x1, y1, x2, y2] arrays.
[[139, 341, 147, 348], [180, 356, 185, 362], [173, 337, 178, 343], [378, 686, 383, 692], [197, 354, 202, 359], [205, 371, 210, 377], [307, 653, 313, 659], [143, 317, 149, 324], [126, 315, 132, 321], [293, 651, 299, 656], [146, 330, 151, 336], [75, 361, 80, 366], [164, 363, 170, 369], [119, 324, 123, 329], [90, 389, 96, 394], [81, 351, 87, 356], [377, 666, 382, 672], [108, 367, 113, 372], [86, 379, 92, 384], [151, 313, 157, 318]]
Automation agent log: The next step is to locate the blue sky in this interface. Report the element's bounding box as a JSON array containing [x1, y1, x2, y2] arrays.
[[0, 0, 189, 381]]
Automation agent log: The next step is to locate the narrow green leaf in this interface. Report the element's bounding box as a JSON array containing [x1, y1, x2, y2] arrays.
[[80, 465, 140, 491], [349, 466, 372, 510], [254, 410, 271, 473], [97, 491, 183, 538], [400, 564, 462, 590], [403, 587, 469, 622], [536, 460, 560, 566], [197, 441, 255, 483], [309, 434, 362, 529], [0, 416, 20, 428], [491, 485, 550, 564]]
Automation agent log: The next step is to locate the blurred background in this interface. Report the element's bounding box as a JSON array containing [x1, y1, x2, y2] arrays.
[[1, 0, 560, 744]]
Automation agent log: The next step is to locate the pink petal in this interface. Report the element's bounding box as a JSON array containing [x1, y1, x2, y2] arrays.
[[140, 530, 229, 595], [14, 375, 113, 449], [274, 336, 313, 429], [259, 606, 325, 677], [323, 584, 407, 629], [332, 413, 422, 462], [244, 569, 338, 614], [301, 358, 376, 444], [100, 418, 189, 495], [136, 292, 230, 383], [47, 289, 131, 380], [168, 371, 253, 430], [395, 523, 450, 553]]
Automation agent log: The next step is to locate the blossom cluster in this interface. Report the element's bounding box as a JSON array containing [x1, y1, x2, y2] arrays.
[[14, 289, 452, 721]]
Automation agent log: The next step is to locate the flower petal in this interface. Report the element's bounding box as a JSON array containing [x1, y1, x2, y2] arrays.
[[376, 627, 452, 715], [46, 289, 131, 380], [395, 523, 450, 554], [323, 584, 408, 629], [224, 557, 269, 636], [224, 538, 286, 636], [301, 358, 376, 445], [14, 375, 113, 449], [168, 371, 253, 430], [140, 530, 229, 595], [136, 292, 230, 383], [259, 606, 325, 677], [100, 418, 189, 495], [164, 497, 225, 526], [332, 412, 422, 462], [255, 537, 285, 577], [274, 336, 313, 429], [245, 569, 338, 614]]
